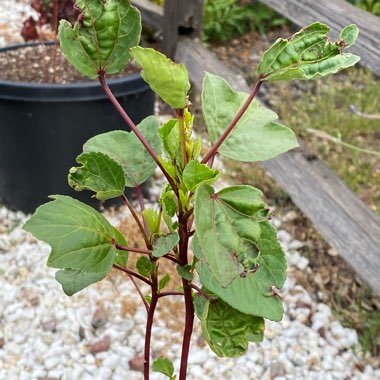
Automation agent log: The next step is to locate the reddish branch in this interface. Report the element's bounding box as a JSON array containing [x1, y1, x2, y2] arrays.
[[201, 77, 264, 165]]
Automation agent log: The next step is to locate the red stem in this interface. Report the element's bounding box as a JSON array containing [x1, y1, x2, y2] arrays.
[[121, 195, 149, 246], [135, 185, 149, 235], [158, 291, 184, 298], [178, 219, 194, 380], [201, 78, 264, 165], [98, 72, 178, 194], [144, 272, 158, 380], [114, 243, 152, 255], [128, 273, 150, 312], [113, 264, 152, 286]]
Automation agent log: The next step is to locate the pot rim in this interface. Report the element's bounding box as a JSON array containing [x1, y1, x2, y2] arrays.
[[0, 42, 149, 102]]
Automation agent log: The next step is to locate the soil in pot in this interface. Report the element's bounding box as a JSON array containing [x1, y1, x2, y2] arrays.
[[0, 43, 155, 213]]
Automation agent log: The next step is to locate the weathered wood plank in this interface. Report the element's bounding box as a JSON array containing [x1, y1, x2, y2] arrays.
[[131, 0, 163, 31], [259, 0, 380, 76], [175, 37, 380, 295], [162, 0, 204, 57]]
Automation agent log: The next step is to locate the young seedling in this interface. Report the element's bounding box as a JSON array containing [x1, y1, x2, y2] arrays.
[[23, 1, 360, 379]]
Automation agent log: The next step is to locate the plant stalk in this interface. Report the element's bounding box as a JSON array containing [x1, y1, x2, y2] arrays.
[[144, 269, 158, 380], [177, 109, 188, 168], [201, 78, 264, 165], [121, 195, 150, 246], [98, 72, 178, 194], [178, 218, 194, 380]]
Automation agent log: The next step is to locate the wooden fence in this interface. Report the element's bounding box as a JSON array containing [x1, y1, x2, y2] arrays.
[[132, 0, 380, 296]]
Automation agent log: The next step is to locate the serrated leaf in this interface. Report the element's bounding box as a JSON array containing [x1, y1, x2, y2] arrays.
[[23, 195, 117, 273], [83, 116, 162, 187], [113, 227, 128, 266], [152, 357, 175, 378], [194, 183, 267, 287], [159, 119, 180, 159], [68, 152, 125, 201], [58, 0, 141, 79], [55, 269, 107, 296], [176, 264, 193, 281], [158, 273, 170, 291], [257, 22, 360, 81], [130, 46, 190, 109], [136, 256, 153, 277], [152, 233, 179, 258], [200, 296, 264, 357], [194, 221, 287, 321], [202, 73, 299, 162], [142, 208, 160, 235], [182, 160, 220, 192]]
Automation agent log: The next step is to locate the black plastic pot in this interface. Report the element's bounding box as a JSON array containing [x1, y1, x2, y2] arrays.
[[0, 43, 154, 213]]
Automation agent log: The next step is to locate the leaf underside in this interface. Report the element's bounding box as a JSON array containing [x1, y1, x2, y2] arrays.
[[23, 195, 118, 276], [59, 0, 141, 79], [257, 22, 360, 81], [130, 46, 190, 109], [83, 116, 162, 187], [202, 73, 299, 162]]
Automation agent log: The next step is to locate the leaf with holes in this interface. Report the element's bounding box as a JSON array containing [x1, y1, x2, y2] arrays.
[[202, 73, 299, 162], [130, 47, 190, 109], [194, 183, 268, 287], [68, 152, 125, 201], [257, 22, 360, 81], [23, 195, 117, 273], [59, 0, 141, 79], [194, 221, 287, 321], [83, 116, 162, 187]]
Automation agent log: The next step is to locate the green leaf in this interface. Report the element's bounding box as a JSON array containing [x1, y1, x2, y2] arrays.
[[83, 116, 162, 187], [202, 73, 299, 162], [176, 264, 193, 281], [339, 24, 359, 48], [55, 269, 107, 296], [23, 196, 117, 273], [152, 233, 180, 258], [158, 273, 170, 291], [194, 183, 267, 287], [152, 357, 175, 378], [142, 208, 160, 235], [68, 152, 125, 201], [159, 119, 180, 159], [113, 227, 129, 266], [136, 256, 153, 277], [182, 160, 220, 192], [257, 22, 360, 81], [160, 187, 177, 232], [200, 296, 264, 357], [194, 221, 287, 321], [130, 46, 190, 109], [58, 0, 141, 79]]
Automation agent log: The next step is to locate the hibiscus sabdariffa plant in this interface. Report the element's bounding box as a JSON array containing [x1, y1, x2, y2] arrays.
[[23, 1, 360, 379]]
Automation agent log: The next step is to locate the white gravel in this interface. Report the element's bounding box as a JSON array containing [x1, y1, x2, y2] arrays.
[[1, 204, 379, 380], [1, 2, 380, 379]]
